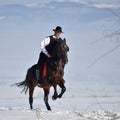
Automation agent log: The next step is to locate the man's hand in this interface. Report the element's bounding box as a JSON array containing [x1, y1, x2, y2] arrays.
[[47, 54, 51, 58]]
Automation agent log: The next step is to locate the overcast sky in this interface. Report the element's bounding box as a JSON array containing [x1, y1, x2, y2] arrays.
[[0, 0, 120, 88]]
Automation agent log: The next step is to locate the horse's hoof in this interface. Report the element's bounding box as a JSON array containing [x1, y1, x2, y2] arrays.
[[30, 106, 33, 110], [57, 95, 62, 98], [52, 95, 57, 101], [48, 108, 52, 111]]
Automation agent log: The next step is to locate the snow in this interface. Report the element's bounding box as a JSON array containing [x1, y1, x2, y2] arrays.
[[0, 108, 120, 120], [0, 84, 120, 120]]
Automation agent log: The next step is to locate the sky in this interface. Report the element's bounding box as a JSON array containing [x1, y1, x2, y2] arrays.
[[0, 0, 120, 95]]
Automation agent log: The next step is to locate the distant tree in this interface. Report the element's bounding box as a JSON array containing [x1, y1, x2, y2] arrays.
[[88, 5, 120, 67], [102, 9, 120, 43]]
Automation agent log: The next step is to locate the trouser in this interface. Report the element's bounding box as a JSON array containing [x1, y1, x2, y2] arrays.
[[36, 52, 48, 81]]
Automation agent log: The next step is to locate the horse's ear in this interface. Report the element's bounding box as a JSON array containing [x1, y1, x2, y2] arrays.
[[63, 38, 66, 43]]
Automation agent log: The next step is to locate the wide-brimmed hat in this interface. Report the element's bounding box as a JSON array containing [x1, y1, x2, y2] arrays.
[[53, 26, 63, 33]]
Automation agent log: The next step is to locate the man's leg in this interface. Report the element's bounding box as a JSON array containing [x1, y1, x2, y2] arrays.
[[36, 68, 41, 84], [36, 58, 44, 85], [36, 52, 47, 85], [36, 64, 44, 85]]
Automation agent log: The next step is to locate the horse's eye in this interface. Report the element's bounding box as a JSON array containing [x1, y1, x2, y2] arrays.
[[64, 45, 67, 50]]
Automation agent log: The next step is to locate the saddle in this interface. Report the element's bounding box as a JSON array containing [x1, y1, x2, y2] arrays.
[[42, 60, 58, 79], [42, 62, 47, 78]]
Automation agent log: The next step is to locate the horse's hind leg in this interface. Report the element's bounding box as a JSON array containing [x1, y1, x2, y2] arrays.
[[29, 87, 34, 109], [58, 81, 66, 98], [43, 88, 51, 110]]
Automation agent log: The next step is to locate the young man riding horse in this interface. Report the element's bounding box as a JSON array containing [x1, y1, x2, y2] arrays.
[[15, 26, 69, 110], [36, 26, 64, 86]]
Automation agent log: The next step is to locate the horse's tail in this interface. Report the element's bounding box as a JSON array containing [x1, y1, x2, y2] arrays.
[[12, 65, 36, 94], [14, 69, 30, 94]]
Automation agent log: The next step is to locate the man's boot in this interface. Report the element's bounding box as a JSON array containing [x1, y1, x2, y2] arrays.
[[36, 69, 42, 86]]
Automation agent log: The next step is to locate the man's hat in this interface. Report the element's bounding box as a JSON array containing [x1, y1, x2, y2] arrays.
[[53, 26, 63, 33]]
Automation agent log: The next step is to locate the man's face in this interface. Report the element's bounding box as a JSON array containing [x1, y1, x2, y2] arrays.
[[55, 31, 62, 39]]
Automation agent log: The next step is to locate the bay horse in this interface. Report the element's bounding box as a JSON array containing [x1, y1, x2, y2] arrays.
[[15, 39, 69, 110]]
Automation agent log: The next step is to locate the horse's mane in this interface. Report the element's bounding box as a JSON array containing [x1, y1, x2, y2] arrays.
[[47, 39, 69, 73]]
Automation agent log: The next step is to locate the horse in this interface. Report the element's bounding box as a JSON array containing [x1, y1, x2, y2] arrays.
[[15, 39, 69, 110]]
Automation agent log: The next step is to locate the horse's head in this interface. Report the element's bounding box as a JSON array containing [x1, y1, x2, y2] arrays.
[[52, 38, 69, 64]]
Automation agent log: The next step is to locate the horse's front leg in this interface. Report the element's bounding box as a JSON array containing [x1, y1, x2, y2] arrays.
[[52, 83, 58, 100], [43, 88, 51, 110], [58, 81, 66, 98], [48, 78, 58, 100]]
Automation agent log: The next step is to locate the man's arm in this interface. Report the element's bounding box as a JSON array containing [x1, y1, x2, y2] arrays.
[[40, 37, 51, 57]]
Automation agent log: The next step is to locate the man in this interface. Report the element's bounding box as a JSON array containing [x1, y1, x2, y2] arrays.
[[36, 26, 63, 86]]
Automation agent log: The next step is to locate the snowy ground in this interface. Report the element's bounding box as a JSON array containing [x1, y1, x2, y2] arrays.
[[0, 108, 120, 120], [0, 85, 120, 120]]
